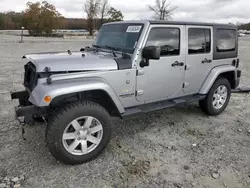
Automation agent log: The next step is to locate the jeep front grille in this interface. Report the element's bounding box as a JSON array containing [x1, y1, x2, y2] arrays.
[[24, 62, 38, 92]]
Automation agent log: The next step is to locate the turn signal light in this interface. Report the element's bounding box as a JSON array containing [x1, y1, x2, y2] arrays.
[[44, 96, 52, 103]]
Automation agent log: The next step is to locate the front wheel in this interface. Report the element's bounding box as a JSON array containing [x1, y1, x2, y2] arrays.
[[199, 78, 231, 116], [46, 101, 112, 165]]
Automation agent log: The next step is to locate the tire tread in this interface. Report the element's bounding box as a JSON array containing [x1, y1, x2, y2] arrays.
[[46, 100, 111, 165], [199, 78, 231, 116]]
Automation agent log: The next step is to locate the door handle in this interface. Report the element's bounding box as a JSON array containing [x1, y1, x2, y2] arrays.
[[202, 58, 212, 64], [172, 61, 184, 67]]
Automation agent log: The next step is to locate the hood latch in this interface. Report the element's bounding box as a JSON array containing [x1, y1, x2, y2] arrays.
[[44, 67, 52, 84]]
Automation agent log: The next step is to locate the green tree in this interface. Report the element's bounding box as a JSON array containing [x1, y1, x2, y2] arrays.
[[6, 12, 24, 29], [0, 14, 14, 29], [0, 14, 6, 29], [107, 7, 123, 22], [238, 23, 250, 30], [40, 1, 62, 35], [24, 1, 62, 36]]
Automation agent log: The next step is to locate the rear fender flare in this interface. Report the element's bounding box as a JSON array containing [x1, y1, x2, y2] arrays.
[[199, 65, 236, 94]]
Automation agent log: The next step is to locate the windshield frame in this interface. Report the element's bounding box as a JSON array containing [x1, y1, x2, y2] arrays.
[[93, 23, 145, 54]]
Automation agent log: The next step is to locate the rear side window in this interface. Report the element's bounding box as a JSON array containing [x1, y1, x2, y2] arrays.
[[146, 27, 180, 56], [188, 28, 211, 54], [216, 29, 236, 52]]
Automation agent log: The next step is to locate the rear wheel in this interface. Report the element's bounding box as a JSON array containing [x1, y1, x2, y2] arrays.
[[46, 101, 112, 165], [199, 78, 231, 116]]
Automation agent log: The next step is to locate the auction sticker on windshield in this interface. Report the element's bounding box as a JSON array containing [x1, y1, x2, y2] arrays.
[[126, 26, 142, 33]]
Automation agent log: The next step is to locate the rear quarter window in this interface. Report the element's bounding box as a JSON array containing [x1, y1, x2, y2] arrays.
[[216, 29, 236, 52]]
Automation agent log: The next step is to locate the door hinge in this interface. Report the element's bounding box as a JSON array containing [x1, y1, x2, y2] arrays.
[[183, 83, 189, 88], [185, 65, 191, 70], [136, 90, 144, 96], [136, 70, 145, 76]]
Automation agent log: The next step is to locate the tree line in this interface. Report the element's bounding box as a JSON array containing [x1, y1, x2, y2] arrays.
[[2, 0, 247, 37], [238, 23, 250, 30], [0, 0, 179, 36], [0, 0, 124, 36]]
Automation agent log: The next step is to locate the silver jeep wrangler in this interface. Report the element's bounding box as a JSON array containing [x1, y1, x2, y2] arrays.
[[11, 20, 241, 164]]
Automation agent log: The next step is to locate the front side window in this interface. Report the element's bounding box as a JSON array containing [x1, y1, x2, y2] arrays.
[[146, 28, 180, 56], [93, 23, 143, 54], [216, 29, 236, 52], [188, 28, 211, 54]]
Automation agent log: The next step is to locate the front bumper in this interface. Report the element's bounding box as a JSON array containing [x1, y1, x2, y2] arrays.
[[11, 90, 46, 124]]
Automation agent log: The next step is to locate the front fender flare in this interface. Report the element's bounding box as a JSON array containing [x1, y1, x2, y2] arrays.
[[29, 79, 125, 114], [199, 65, 236, 94]]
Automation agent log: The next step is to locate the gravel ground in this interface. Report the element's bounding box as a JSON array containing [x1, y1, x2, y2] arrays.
[[0, 34, 249, 188]]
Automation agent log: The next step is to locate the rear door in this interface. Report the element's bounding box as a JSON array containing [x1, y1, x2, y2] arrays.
[[183, 26, 214, 94]]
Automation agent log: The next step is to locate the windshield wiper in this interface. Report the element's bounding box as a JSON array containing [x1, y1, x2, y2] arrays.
[[104, 45, 120, 51], [93, 45, 117, 56], [92, 44, 103, 49], [94, 45, 130, 58], [104, 45, 132, 59], [103, 45, 120, 57]]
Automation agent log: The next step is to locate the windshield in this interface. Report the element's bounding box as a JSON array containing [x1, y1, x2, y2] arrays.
[[93, 23, 144, 54]]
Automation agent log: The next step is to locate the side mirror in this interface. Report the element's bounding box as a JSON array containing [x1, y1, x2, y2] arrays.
[[140, 46, 161, 68], [142, 46, 161, 60]]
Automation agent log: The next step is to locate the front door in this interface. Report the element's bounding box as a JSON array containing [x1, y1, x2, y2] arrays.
[[183, 26, 213, 94], [136, 25, 186, 103]]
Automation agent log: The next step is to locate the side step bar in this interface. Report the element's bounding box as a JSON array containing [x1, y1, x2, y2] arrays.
[[122, 94, 206, 117], [232, 86, 250, 93]]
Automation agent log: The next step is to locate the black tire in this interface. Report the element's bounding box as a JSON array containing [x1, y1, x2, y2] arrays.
[[46, 101, 112, 165], [199, 78, 231, 116]]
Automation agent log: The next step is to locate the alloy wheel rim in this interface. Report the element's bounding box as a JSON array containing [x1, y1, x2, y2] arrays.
[[212, 85, 228, 110], [62, 116, 103, 156]]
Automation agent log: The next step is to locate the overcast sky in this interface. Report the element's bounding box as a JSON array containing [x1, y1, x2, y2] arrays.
[[1, 0, 250, 24]]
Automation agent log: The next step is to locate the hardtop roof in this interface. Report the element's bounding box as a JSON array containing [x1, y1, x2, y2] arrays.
[[150, 20, 235, 27], [104, 20, 237, 29]]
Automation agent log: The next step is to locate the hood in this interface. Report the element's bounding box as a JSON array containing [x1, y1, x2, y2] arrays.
[[23, 51, 118, 72]]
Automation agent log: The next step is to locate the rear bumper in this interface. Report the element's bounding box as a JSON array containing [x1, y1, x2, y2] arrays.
[[11, 90, 46, 124]]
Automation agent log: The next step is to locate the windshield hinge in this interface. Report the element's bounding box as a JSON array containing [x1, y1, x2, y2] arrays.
[[183, 83, 189, 88], [136, 70, 145, 76], [136, 90, 144, 96]]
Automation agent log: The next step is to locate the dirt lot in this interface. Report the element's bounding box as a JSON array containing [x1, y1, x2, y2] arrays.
[[0, 34, 249, 188]]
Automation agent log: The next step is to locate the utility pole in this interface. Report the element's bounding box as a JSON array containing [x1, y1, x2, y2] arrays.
[[20, 27, 24, 43]]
